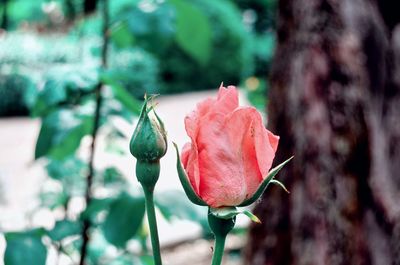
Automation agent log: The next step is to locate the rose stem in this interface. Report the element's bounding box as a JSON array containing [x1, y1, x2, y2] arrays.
[[211, 234, 227, 265], [143, 188, 162, 265], [208, 211, 236, 265]]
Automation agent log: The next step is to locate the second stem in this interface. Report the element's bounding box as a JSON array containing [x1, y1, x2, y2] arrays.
[[143, 189, 162, 265], [136, 161, 163, 265]]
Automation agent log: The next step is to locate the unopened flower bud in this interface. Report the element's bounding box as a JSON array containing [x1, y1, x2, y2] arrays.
[[130, 97, 167, 163]]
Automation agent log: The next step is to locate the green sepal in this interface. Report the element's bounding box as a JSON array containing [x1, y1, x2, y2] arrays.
[[270, 179, 290, 193], [153, 104, 166, 133], [173, 142, 207, 206], [210, 206, 261, 223], [208, 208, 236, 238], [238, 156, 293, 207]]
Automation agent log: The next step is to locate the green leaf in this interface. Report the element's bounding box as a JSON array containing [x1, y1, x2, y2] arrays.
[[170, 0, 212, 65], [102, 167, 126, 186], [47, 220, 82, 241], [101, 72, 142, 115], [45, 157, 86, 196], [110, 21, 135, 48], [46, 157, 86, 181], [39, 191, 69, 210], [35, 125, 53, 159], [102, 192, 145, 248], [80, 198, 114, 223], [35, 108, 93, 160], [139, 255, 154, 265], [210, 207, 261, 223], [173, 143, 207, 206], [34, 79, 68, 114], [87, 232, 110, 265], [31, 65, 98, 117], [155, 190, 207, 225], [4, 229, 47, 265], [124, 3, 175, 54], [110, 0, 139, 17], [7, 1, 46, 24], [238, 156, 294, 207]]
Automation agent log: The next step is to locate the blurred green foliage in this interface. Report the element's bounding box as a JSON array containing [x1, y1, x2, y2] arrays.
[[158, 0, 254, 93], [235, 0, 278, 110], [108, 48, 159, 98], [4, 229, 48, 265], [0, 0, 277, 116], [0, 72, 32, 115]]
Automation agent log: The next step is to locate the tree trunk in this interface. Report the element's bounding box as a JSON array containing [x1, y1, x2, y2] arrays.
[[245, 0, 400, 264]]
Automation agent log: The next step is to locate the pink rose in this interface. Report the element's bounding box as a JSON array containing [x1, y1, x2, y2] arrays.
[[181, 85, 279, 208]]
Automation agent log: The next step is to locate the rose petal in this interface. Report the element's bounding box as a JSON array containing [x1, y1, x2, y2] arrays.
[[196, 112, 246, 207], [181, 142, 201, 194], [212, 85, 239, 115], [196, 111, 224, 150], [185, 98, 215, 141], [268, 130, 279, 153], [198, 147, 246, 207], [181, 142, 191, 167], [254, 118, 279, 178], [225, 107, 264, 199]]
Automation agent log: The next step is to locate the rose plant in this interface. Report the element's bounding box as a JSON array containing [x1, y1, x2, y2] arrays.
[[130, 85, 291, 265], [130, 96, 167, 265]]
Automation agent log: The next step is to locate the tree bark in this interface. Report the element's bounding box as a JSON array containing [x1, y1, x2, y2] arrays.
[[245, 0, 400, 264]]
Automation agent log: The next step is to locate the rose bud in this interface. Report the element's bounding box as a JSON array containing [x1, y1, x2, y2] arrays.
[[130, 96, 167, 190], [130, 96, 167, 163]]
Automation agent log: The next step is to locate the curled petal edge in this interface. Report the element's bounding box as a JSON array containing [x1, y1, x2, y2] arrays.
[[173, 142, 207, 206], [238, 156, 294, 207]]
